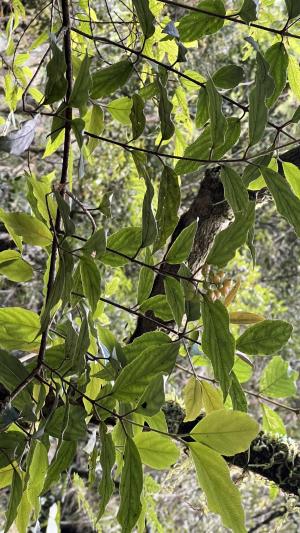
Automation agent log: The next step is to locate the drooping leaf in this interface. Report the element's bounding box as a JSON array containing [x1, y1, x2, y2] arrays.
[[220, 166, 249, 214], [239, 0, 258, 22], [0, 250, 33, 282], [183, 376, 203, 421], [0, 307, 40, 351], [54, 191, 75, 236], [178, 0, 226, 42], [229, 372, 248, 412], [259, 356, 298, 398], [212, 64, 245, 89], [0, 349, 32, 411], [287, 55, 300, 101], [164, 276, 185, 326], [69, 51, 91, 108], [91, 60, 134, 99], [191, 409, 258, 454], [166, 221, 197, 264], [132, 0, 155, 38], [27, 441, 48, 517], [249, 51, 274, 146], [190, 442, 246, 533], [117, 437, 143, 533], [157, 72, 175, 141], [282, 162, 300, 199], [134, 432, 179, 469], [154, 165, 180, 252], [265, 42, 288, 108], [261, 166, 300, 236], [4, 469, 23, 533], [85, 105, 104, 155], [0, 116, 39, 155], [137, 249, 154, 305], [44, 41, 67, 104], [261, 404, 286, 435], [207, 201, 255, 267], [43, 441, 77, 493], [0, 211, 52, 247], [206, 77, 227, 148], [236, 320, 293, 355], [130, 94, 146, 139], [201, 299, 235, 398], [80, 256, 101, 314], [285, 0, 300, 19], [141, 173, 157, 248], [98, 423, 115, 519], [195, 87, 209, 128]]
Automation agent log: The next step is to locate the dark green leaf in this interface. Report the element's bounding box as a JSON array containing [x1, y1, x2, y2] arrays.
[[102, 227, 142, 267], [0, 432, 26, 469], [196, 87, 209, 128], [201, 299, 235, 398], [207, 201, 255, 267], [229, 372, 248, 412], [261, 166, 300, 237], [91, 60, 134, 99], [249, 52, 275, 146], [44, 41, 67, 104], [141, 173, 157, 248], [98, 423, 116, 519], [132, 0, 155, 38], [73, 315, 90, 372], [43, 441, 77, 493], [54, 192, 75, 236], [164, 276, 185, 326], [154, 165, 180, 252], [206, 77, 227, 148], [130, 94, 146, 140], [136, 374, 165, 416], [265, 43, 288, 108], [47, 405, 87, 441], [239, 0, 258, 22], [220, 166, 249, 214], [0, 349, 31, 411], [213, 65, 245, 89], [178, 0, 225, 42], [82, 228, 106, 258], [0, 405, 20, 431], [157, 74, 175, 141], [117, 437, 143, 533], [236, 320, 293, 355], [5, 469, 23, 533], [137, 250, 154, 305], [166, 221, 197, 264], [69, 51, 91, 108], [80, 256, 101, 314], [285, 0, 300, 19], [40, 260, 65, 332]]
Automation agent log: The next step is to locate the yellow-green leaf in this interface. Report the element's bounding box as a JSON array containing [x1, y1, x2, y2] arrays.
[[134, 432, 179, 469]]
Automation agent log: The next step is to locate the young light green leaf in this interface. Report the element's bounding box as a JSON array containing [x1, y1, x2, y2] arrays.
[[0, 250, 33, 282], [261, 166, 300, 236], [43, 441, 77, 493], [236, 320, 293, 355], [207, 201, 255, 267], [220, 166, 249, 214], [134, 432, 179, 469], [91, 60, 134, 99], [117, 437, 143, 533], [5, 469, 23, 533], [287, 55, 300, 101], [212, 65, 245, 89], [259, 356, 298, 398], [0, 211, 52, 247], [132, 0, 155, 38], [69, 51, 91, 108], [108, 96, 132, 124], [98, 423, 116, 519], [191, 409, 258, 454], [201, 299, 235, 398], [201, 381, 224, 414], [85, 105, 104, 155], [261, 404, 286, 435], [27, 441, 48, 516], [164, 276, 185, 327], [282, 162, 300, 199], [178, 0, 225, 42], [44, 41, 67, 104], [183, 376, 203, 421], [130, 94, 146, 140], [154, 165, 180, 252], [80, 256, 101, 314], [265, 42, 288, 108], [166, 221, 197, 264], [206, 77, 227, 148], [190, 442, 246, 533], [0, 307, 40, 351]]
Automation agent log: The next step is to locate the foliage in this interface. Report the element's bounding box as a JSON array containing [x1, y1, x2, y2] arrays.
[[0, 1, 299, 532]]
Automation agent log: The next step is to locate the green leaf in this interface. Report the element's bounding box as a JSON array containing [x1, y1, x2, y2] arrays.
[[166, 221, 197, 264], [98, 423, 116, 519], [207, 201, 255, 267], [265, 43, 288, 108], [0, 307, 40, 351], [157, 73, 175, 141], [0, 432, 26, 469], [134, 432, 179, 469], [220, 166, 249, 214], [82, 227, 106, 258], [285, 0, 300, 19], [178, 0, 225, 42], [183, 376, 203, 421], [0, 211, 52, 247], [137, 250, 154, 305], [195, 87, 209, 128], [80, 256, 101, 314], [190, 442, 246, 533], [249, 52, 274, 146], [154, 165, 180, 252], [123, 331, 171, 363], [132, 0, 155, 38], [141, 174, 157, 248], [69, 51, 91, 108], [112, 343, 179, 401], [201, 299, 235, 398], [259, 355, 298, 398], [239, 0, 258, 22], [140, 294, 173, 321], [117, 437, 143, 533], [27, 441, 48, 516], [130, 94, 146, 140], [201, 381, 224, 414], [43, 441, 77, 493], [288, 55, 300, 101], [282, 162, 300, 199], [85, 105, 104, 155], [5, 469, 23, 533], [0, 250, 33, 282], [236, 320, 293, 355], [206, 77, 227, 148], [73, 315, 90, 373], [136, 374, 165, 416], [102, 227, 142, 267], [0, 349, 32, 411], [212, 65, 245, 89], [91, 60, 134, 99], [261, 166, 300, 237], [40, 260, 65, 332], [47, 405, 87, 441], [108, 96, 132, 124], [261, 404, 286, 435], [229, 372, 248, 412], [54, 192, 75, 236], [191, 409, 258, 454], [164, 276, 185, 326], [44, 41, 67, 104]]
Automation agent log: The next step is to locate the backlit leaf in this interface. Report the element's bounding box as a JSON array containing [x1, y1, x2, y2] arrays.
[[259, 356, 298, 398], [134, 432, 179, 469], [183, 376, 203, 421]]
